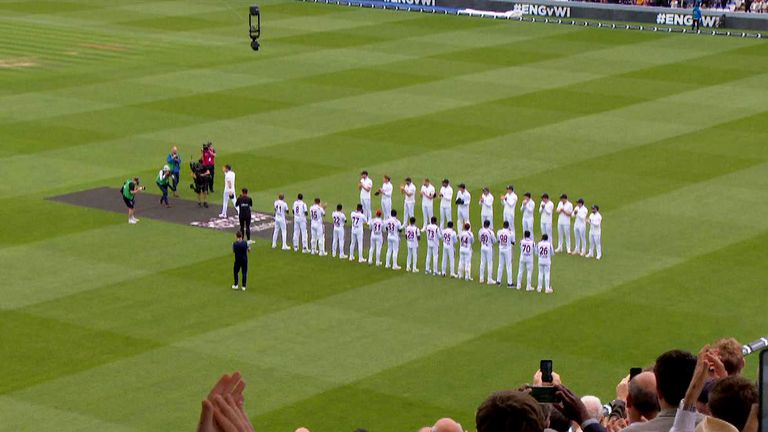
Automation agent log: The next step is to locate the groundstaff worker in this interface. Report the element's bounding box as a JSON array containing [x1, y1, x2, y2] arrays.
[[232, 231, 249, 291], [121, 176, 144, 224], [236, 188, 253, 243]]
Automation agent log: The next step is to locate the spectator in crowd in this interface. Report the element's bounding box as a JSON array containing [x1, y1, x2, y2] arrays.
[[708, 376, 759, 431], [627, 372, 660, 423], [541, 403, 570, 432], [197, 372, 254, 432], [476, 390, 546, 432], [710, 338, 745, 376], [581, 396, 603, 422], [622, 350, 698, 432], [672, 349, 758, 432], [429, 417, 464, 432]]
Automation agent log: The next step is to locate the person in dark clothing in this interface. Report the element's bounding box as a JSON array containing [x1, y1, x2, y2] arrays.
[[166, 146, 181, 196], [236, 188, 253, 242], [232, 231, 249, 291], [190, 158, 211, 208]]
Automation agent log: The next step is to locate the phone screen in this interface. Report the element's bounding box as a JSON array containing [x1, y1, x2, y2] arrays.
[[540, 360, 553, 383], [760, 349, 767, 432], [630, 367, 643, 381]]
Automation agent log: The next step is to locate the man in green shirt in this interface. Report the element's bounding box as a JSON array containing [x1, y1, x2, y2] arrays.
[[156, 165, 171, 208], [121, 177, 144, 224]]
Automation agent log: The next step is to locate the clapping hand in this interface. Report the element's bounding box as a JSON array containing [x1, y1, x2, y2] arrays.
[[197, 372, 255, 432]]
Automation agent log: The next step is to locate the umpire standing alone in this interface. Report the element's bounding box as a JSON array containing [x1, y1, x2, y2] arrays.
[[236, 188, 253, 243], [232, 231, 249, 291]]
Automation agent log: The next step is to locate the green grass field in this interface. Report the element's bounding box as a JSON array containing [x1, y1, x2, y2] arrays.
[[2, 0, 768, 430]]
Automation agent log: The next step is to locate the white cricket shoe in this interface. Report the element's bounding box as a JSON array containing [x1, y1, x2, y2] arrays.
[[585, 253, 593, 258], [412, 268, 419, 273], [128, 219, 137, 224], [526, 286, 534, 292], [232, 285, 239, 290], [392, 265, 401, 270], [488, 279, 496, 285], [282, 246, 291, 251], [554, 247, 562, 253], [536, 286, 542, 292], [241, 286, 247, 291], [339, 254, 347, 259], [545, 288, 553, 294]]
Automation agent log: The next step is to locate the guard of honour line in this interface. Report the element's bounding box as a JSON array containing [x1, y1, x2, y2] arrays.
[[267, 171, 604, 294]]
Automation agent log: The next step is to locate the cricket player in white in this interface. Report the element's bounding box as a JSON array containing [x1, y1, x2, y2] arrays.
[[456, 183, 471, 233], [401, 177, 416, 226], [555, 194, 573, 254], [500, 185, 518, 237], [571, 199, 588, 256], [272, 193, 290, 250], [385, 209, 402, 270], [536, 234, 554, 294], [424, 216, 441, 275], [458, 223, 474, 281], [478, 220, 497, 284], [309, 198, 326, 256], [539, 193, 554, 242], [420, 178, 435, 231], [292, 193, 309, 253], [587, 204, 602, 260], [405, 217, 421, 273], [496, 221, 515, 288], [348, 203, 368, 263], [517, 230, 535, 291], [378, 175, 393, 218], [358, 170, 373, 220], [219, 165, 237, 218], [521, 192, 535, 239], [368, 209, 384, 266], [331, 204, 347, 259], [438, 179, 453, 229], [479, 187, 494, 230], [441, 221, 458, 278]]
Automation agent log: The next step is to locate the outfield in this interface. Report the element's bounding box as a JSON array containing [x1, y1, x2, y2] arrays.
[[1, 0, 767, 430]]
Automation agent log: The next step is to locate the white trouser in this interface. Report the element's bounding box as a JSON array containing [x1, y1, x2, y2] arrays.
[[458, 249, 472, 279], [368, 236, 383, 264], [522, 218, 534, 238], [350, 230, 364, 260], [457, 207, 469, 232], [481, 212, 493, 230], [538, 263, 551, 289], [557, 223, 571, 252], [381, 198, 392, 219], [332, 228, 345, 257], [497, 248, 513, 285], [439, 206, 452, 229], [541, 222, 553, 241], [406, 245, 419, 270], [425, 244, 439, 273], [222, 189, 237, 215], [517, 259, 534, 288], [403, 201, 415, 225], [386, 238, 400, 267], [479, 248, 494, 281], [574, 224, 586, 254], [272, 219, 287, 247], [503, 211, 516, 237], [361, 198, 371, 220], [589, 231, 602, 258], [311, 223, 325, 253], [421, 203, 433, 229], [441, 245, 455, 276], [293, 219, 308, 250]]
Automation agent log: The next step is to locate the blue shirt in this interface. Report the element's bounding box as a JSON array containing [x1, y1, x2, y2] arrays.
[[233, 240, 248, 261], [693, 6, 702, 19], [167, 153, 181, 173]]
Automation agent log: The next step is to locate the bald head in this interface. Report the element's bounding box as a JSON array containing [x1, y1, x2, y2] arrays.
[[628, 372, 660, 422], [294, 428, 311, 432], [433, 417, 463, 432]]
